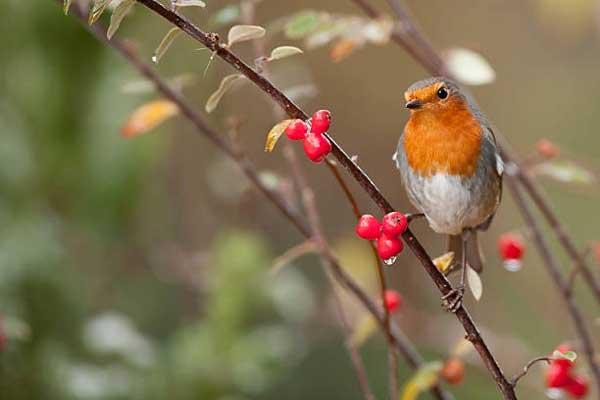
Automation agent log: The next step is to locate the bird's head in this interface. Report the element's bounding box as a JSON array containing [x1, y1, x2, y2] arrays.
[[404, 77, 466, 113]]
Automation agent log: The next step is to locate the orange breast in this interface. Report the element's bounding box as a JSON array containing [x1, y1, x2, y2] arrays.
[[403, 101, 482, 178]]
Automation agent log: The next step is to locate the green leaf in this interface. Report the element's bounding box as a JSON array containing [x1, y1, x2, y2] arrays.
[[536, 161, 595, 184], [107, 0, 135, 39], [285, 11, 321, 39], [172, 0, 206, 7], [227, 25, 266, 47], [267, 46, 304, 61], [63, 0, 73, 14], [553, 350, 578, 363], [89, 0, 114, 25], [401, 362, 443, 400], [467, 264, 482, 301], [205, 74, 245, 113], [210, 4, 241, 27], [445, 47, 496, 86], [152, 27, 182, 64]]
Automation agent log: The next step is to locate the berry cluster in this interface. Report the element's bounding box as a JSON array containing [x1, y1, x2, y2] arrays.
[[497, 233, 525, 272], [356, 212, 408, 261], [546, 344, 588, 398], [285, 110, 332, 163]]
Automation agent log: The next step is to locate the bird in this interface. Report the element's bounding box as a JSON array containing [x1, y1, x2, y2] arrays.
[[393, 77, 503, 311]]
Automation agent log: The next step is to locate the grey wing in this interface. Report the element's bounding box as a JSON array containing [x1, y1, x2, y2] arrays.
[[476, 126, 503, 231]]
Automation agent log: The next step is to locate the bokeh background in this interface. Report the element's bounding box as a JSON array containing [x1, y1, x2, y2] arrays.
[[1, 0, 600, 399]]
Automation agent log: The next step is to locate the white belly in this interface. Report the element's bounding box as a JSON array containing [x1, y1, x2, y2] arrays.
[[407, 173, 487, 235]]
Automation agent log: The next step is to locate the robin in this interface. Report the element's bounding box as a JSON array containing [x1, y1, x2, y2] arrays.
[[393, 77, 503, 311]]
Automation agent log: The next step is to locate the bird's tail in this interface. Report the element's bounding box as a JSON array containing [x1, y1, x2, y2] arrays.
[[447, 233, 484, 274]]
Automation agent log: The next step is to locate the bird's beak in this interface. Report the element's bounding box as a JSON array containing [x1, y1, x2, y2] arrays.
[[405, 99, 422, 110]]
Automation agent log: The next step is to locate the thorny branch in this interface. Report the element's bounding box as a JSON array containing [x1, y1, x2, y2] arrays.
[[59, 2, 454, 399], [131, 0, 516, 398]]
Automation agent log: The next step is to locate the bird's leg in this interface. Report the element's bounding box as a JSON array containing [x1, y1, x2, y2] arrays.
[[406, 213, 425, 223], [442, 229, 469, 312]]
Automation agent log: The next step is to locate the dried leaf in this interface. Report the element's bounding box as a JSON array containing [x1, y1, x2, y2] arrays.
[[152, 27, 182, 64], [210, 4, 241, 27], [265, 119, 294, 152], [285, 11, 321, 39], [205, 74, 245, 113], [467, 265, 483, 301], [121, 100, 179, 138], [268, 46, 304, 61], [107, 0, 135, 39], [63, 0, 73, 14], [172, 0, 206, 7], [535, 161, 595, 184], [348, 314, 378, 348], [445, 47, 496, 86], [330, 38, 359, 62], [270, 240, 318, 275], [450, 338, 474, 358], [433, 252, 454, 274], [553, 350, 578, 363], [89, 0, 114, 25], [401, 361, 443, 400], [227, 25, 266, 47]]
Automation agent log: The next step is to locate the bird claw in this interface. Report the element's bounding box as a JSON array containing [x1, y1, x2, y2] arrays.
[[442, 285, 465, 313]]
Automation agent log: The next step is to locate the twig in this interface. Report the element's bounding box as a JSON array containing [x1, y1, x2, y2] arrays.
[[130, 2, 514, 398], [505, 177, 600, 393], [510, 356, 552, 387], [59, 3, 454, 399]]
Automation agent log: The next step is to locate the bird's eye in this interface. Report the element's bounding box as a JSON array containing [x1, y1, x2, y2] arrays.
[[437, 87, 448, 100]]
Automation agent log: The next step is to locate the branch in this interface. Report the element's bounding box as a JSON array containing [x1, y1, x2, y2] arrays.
[[59, 3, 453, 400], [505, 177, 600, 393], [130, 1, 515, 398], [510, 357, 552, 387]]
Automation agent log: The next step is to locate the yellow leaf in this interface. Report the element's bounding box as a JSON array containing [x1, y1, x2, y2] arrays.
[[205, 74, 245, 113], [264, 119, 294, 152], [121, 100, 179, 138], [467, 265, 483, 301], [89, 0, 113, 25], [227, 25, 266, 47], [450, 338, 473, 358], [152, 27, 182, 64], [268, 46, 304, 61], [400, 361, 443, 400], [348, 314, 378, 348], [330, 38, 359, 63], [433, 252, 454, 274]]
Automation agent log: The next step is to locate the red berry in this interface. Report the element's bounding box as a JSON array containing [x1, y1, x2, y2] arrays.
[[382, 211, 408, 236], [546, 363, 571, 388], [356, 215, 382, 240], [285, 119, 308, 140], [565, 376, 589, 398], [377, 233, 404, 260], [441, 358, 465, 385], [311, 109, 332, 134], [383, 290, 402, 313], [536, 139, 560, 159], [498, 233, 525, 260], [303, 132, 332, 163]]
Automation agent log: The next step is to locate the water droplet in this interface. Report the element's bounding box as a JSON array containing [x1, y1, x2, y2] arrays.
[[383, 256, 397, 266], [545, 388, 564, 399], [503, 259, 522, 272], [151, 55, 158, 63]]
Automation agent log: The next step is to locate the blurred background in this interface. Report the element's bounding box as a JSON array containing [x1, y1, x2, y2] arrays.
[[1, 0, 600, 399]]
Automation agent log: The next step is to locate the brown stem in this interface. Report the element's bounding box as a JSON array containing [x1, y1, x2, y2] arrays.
[[510, 357, 552, 387], [505, 177, 600, 393], [59, 3, 455, 399]]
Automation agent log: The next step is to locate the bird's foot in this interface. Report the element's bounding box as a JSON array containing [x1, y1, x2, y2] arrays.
[[442, 285, 465, 313]]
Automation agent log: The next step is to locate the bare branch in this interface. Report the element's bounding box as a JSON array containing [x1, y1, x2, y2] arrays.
[[510, 356, 552, 387]]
